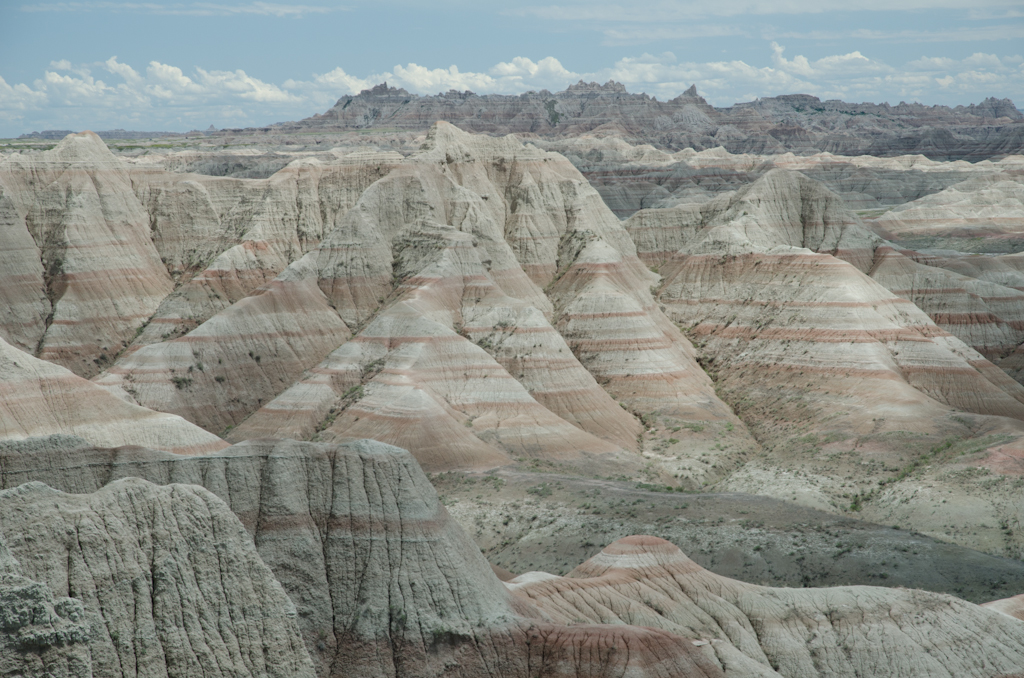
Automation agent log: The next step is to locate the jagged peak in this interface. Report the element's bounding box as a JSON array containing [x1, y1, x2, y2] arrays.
[[358, 81, 412, 97], [564, 80, 627, 94]]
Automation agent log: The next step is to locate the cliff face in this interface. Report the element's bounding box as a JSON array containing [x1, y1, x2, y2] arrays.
[[3, 436, 1023, 678], [0, 477, 316, 678], [280, 82, 1024, 161]]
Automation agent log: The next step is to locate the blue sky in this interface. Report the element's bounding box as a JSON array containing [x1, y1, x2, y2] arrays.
[[1, 0, 1022, 136]]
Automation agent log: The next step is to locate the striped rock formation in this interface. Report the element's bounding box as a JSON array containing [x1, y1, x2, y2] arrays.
[[0, 132, 173, 377], [95, 122, 753, 471], [0, 437, 724, 678], [0, 132, 401, 377], [0, 334, 225, 455], [871, 172, 1024, 240], [867, 245, 1024, 362], [125, 147, 402, 348], [510, 535, 1024, 678], [626, 168, 1024, 554], [0, 478, 316, 678], [6, 437, 1022, 678]]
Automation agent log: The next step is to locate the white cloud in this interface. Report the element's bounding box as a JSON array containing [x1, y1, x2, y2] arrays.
[[1, 46, 1021, 136]]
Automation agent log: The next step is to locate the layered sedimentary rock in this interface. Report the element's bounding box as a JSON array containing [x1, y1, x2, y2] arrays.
[[0, 133, 402, 378], [868, 245, 1024, 362], [281, 82, 1023, 161], [0, 334, 226, 454], [122, 121, 753, 470], [93, 259, 352, 436], [5, 436, 1022, 678], [0, 132, 174, 376], [539, 135, 1003, 218], [0, 478, 315, 678], [0, 437, 726, 678], [870, 172, 1024, 243], [125, 148, 402, 347], [625, 168, 1024, 554], [511, 535, 1024, 678]]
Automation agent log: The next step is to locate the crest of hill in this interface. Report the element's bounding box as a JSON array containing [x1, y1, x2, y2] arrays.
[[270, 82, 1024, 161]]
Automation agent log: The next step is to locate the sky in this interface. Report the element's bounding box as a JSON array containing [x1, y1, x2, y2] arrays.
[[1, 0, 1022, 137]]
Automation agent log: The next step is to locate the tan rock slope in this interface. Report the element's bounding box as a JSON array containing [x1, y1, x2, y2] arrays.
[[0, 131, 401, 377], [0, 478, 316, 678], [0, 437, 724, 678], [0, 132, 173, 376], [89, 122, 754, 472], [871, 172, 1024, 240], [0, 334, 226, 454], [626, 168, 1024, 555], [511, 535, 1024, 678]]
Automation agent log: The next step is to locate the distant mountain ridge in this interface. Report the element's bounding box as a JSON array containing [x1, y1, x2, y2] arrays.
[[274, 80, 1024, 161]]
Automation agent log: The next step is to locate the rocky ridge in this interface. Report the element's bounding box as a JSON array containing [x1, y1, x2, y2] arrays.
[[0, 477, 316, 678], [2, 436, 1022, 677], [279, 82, 1023, 161]]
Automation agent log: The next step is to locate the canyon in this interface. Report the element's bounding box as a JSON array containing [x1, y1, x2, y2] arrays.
[[2, 89, 1024, 675]]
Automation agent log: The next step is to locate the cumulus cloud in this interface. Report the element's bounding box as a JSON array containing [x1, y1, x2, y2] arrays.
[[2, 46, 1021, 136]]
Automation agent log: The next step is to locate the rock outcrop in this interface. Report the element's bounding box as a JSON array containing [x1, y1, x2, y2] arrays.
[[0, 334, 226, 454], [0, 477, 316, 678], [511, 535, 1024, 678], [870, 172, 1024, 242], [626, 168, 1024, 554], [0, 132, 173, 376], [4, 436, 1022, 678], [0, 531, 91, 678], [0, 437, 725, 678], [279, 83, 1024, 161], [91, 122, 755, 471]]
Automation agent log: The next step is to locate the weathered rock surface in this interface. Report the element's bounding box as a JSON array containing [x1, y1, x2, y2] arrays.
[[0, 478, 316, 678], [984, 593, 1024, 622], [5, 436, 1022, 678], [0, 132, 174, 377], [511, 535, 1024, 678], [626, 168, 1024, 555], [871, 172, 1024, 240], [0, 334, 226, 454], [282, 82, 1024, 162], [0, 437, 726, 678], [0, 531, 92, 678], [539, 136, 998, 218], [123, 121, 753, 470]]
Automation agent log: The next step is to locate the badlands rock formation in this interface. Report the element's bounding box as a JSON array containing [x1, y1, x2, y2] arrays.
[[511, 535, 1024, 678], [0, 531, 91, 678], [89, 121, 754, 474], [626, 167, 1024, 555], [0, 478, 316, 678], [539, 135, 1008, 218], [0, 333, 226, 454], [4, 124, 1024, 547], [0, 131, 401, 377], [2, 436, 1022, 677], [869, 170, 1024, 246], [282, 82, 1023, 161]]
